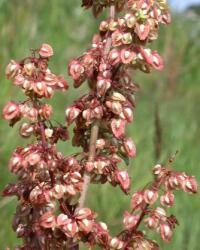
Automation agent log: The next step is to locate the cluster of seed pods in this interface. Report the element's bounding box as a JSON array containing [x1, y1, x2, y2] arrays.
[[2, 1, 197, 250]]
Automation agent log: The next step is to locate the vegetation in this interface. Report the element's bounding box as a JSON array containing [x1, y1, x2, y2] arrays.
[[0, 0, 199, 249]]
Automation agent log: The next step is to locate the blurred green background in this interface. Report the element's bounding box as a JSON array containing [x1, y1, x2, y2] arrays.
[[0, 0, 199, 249]]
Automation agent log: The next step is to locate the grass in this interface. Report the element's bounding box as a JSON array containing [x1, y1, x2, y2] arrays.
[[0, 1, 199, 249]]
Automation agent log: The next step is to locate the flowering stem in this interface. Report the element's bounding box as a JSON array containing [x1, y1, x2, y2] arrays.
[[71, 5, 116, 250], [78, 4, 116, 209], [32, 97, 48, 149], [78, 121, 99, 208], [39, 121, 48, 149]]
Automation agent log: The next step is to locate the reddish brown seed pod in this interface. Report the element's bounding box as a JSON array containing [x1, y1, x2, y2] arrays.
[[123, 211, 139, 229], [131, 191, 144, 210], [3, 102, 21, 121], [183, 176, 198, 194], [111, 118, 126, 138], [159, 223, 173, 243], [135, 23, 150, 41], [39, 211, 57, 228], [116, 170, 131, 192], [143, 188, 158, 205], [5, 60, 21, 79], [19, 123, 34, 138], [122, 138, 136, 158], [160, 191, 174, 207], [39, 43, 54, 57]]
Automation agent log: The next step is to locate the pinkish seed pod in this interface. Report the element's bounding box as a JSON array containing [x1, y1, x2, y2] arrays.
[[85, 161, 94, 172], [122, 138, 136, 158], [111, 118, 126, 138], [45, 128, 53, 138], [131, 191, 144, 210], [116, 170, 130, 192], [152, 164, 166, 179], [123, 211, 139, 229], [125, 14, 137, 28], [110, 237, 124, 249], [96, 78, 111, 96], [63, 220, 79, 238], [71, 171, 82, 184], [110, 92, 126, 102], [39, 43, 54, 57], [39, 211, 56, 228], [144, 189, 158, 205], [19, 123, 34, 138], [118, 18, 126, 28], [160, 192, 174, 207], [152, 51, 164, 71], [135, 23, 150, 40], [52, 184, 66, 199], [109, 49, 121, 65], [69, 60, 85, 80], [75, 208, 92, 220], [13, 74, 25, 86], [106, 101, 122, 115], [139, 47, 153, 65], [78, 218, 93, 233], [82, 109, 93, 123], [183, 176, 198, 194], [33, 81, 46, 96], [44, 86, 54, 98], [112, 30, 123, 47], [57, 214, 69, 226], [160, 223, 173, 243], [161, 12, 171, 25], [56, 75, 69, 90], [122, 33, 132, 45], [63, 156, 78, 170], [144, 216, 159, 230], [27, 152, 41, 166], [94, 160, 107, 174], [123, 107, 133, 123], [9, 154, 22, 173], [96, 139, 106, 150], [65, 185, 76, 196], [3, 102, 21, 121], [23, 63, 35, 76], [65, 106, 81, 125], [154, 207, 167, 219], [168, 174, 185, 190], [99, 20, 108, 31], [22, 79, 32, 91], [24, 107, 38, 122], [39, 104, 52, 120], [98, 221, 108, 231], [6, 60, 21, 79], [93, 106, 103, 119], [45, 71, 57, 85], [108, 20, 118, 31], [121, 49, 136, 64]]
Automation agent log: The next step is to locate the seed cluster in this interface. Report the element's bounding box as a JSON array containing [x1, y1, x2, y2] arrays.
[[2, 1, 198, 250]]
